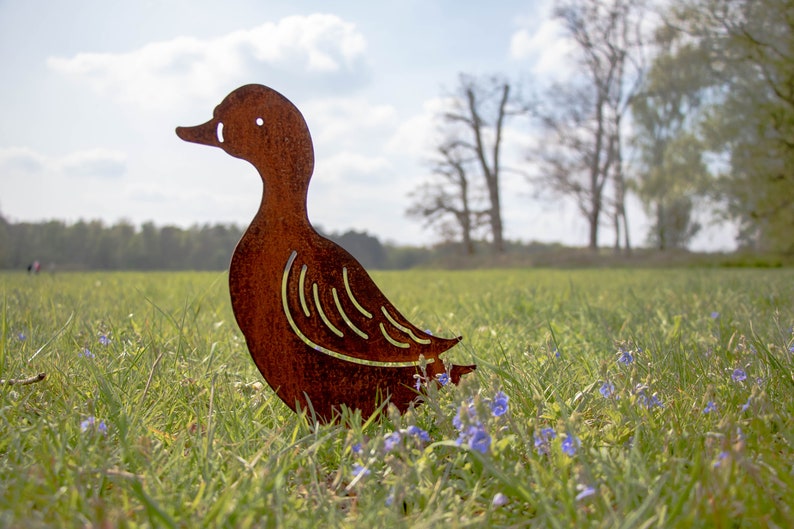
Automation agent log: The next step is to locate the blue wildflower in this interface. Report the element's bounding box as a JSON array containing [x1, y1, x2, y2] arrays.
[[453, 399, 476, 431], [351, 463, 370, 478], [79, 347, 95, 359], [553, 348, 560, 358], [731, 368, 747, 382], [710, 311, 720, 319], [599, 381, 615, 398], [17, 332, 26, 341], [466, 426, 491, 454], [703, 401, 717, 414], [634, 385, 663, 409], [617, 349, 634, 365], [740, 397, 751, 412], [575, 484, 596, 501], [492, 492, 509, 507], [414, 375, 423, 390], [99, 334, 111, 346], [404, 425, 431, 442], [351, 442, 363, 454], [383, 431, 402, 452], [561, 434, 580, 457], [436, 372, 450, 386], [713, 451, 729, 468], [789, 345, 794, 354], [534, 427, 556, 455], [80, 416, 107, 434], [490, 391, 509, 417]]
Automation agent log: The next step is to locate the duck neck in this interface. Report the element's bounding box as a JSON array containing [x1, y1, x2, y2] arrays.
[[252, 165, 313, 235]]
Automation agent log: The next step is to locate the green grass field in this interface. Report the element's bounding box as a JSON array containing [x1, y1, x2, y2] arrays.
[[1, 268, 793, 528]]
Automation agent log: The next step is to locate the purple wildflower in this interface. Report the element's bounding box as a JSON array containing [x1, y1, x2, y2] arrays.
[[740, 397, 751, 412], [436, 372, 450, 386], [79, 347, 95, 359], [710, 311, 720, 319], [703, 401, 717, 414], [634, 385, 663, 409], [599, 381, 615, 398], [80, 416, 107, 434], [561, 434, 580, 457], [404, 425, 431, 442], [731, 368, 747, 383], [617, 349, 634, 365], [492, 492, 509, 507], [534, 427, 556, 455], [17, 332, 26, 341], [466, 426, 491, 454], [383, 431, 402, 452], [713, 451, 729, 468], [575, 484, 596, 501], [99, 334, 111, 346], [490, 391, 509, 417], [351, 463, 370, 478], [453, 399, 476, 431]]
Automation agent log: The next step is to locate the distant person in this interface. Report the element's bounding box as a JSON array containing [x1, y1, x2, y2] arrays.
[[27, 261, 40, 274]]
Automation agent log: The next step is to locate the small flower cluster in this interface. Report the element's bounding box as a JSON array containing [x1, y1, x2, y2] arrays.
[[453, 400, 491, 454], [634, 384, 664, 409], [349, 424, 434, 481], [80, 416, 108, 435], [452, 390, 509, 454], [533, 426, 580, 457], [78, 332, 112, 359], [413, 371, 451, 391]]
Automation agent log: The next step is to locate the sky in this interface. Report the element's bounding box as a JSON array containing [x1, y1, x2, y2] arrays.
[[0, 0, 736, 251]]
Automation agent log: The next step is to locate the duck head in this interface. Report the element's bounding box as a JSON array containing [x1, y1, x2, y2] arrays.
[[176, 84, 315, 181]]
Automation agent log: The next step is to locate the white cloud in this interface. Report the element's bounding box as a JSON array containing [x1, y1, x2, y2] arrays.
[[303, 97, 398, 149], [385, 97, 452, 160], [0, 147, 47, 173], [510, 18, 576, 81], [59, 148, 127, 178], [47, 14, 369, 111], [0, 146, 127, 178]]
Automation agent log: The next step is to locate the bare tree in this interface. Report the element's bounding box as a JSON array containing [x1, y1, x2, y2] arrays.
[[443, 74, 524, 253], [534, 0, 646, 251], [407, 140, 487, 255]]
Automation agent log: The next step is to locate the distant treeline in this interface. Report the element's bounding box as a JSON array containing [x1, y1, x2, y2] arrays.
[[0, 216, 441, 271]]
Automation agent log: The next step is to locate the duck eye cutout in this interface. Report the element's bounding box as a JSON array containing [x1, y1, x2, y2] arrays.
[[255, 117, 264, 127], [216, 122, 225, 143]]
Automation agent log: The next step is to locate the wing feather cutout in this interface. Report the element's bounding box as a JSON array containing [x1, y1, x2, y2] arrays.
[[282, 250, 458, 367]]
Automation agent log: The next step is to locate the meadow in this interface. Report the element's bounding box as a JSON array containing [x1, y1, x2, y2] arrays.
[[1, 268, 792, 528]]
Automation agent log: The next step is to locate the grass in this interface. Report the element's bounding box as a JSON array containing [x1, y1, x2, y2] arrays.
[[1, 268, 793, 528]]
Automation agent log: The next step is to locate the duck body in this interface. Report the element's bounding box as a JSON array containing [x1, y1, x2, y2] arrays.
[[177, 84, 474, 421]]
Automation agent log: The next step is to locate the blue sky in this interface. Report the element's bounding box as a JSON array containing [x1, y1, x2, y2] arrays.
[[0, 0, 734, 250]]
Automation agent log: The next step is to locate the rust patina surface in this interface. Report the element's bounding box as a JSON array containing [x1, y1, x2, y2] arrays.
[[177, 84, 475, 422]]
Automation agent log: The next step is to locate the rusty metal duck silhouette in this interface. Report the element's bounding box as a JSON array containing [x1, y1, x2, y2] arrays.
[[176, 84, 475, 422]]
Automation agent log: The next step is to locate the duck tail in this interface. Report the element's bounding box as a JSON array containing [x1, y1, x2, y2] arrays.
[[449, 363, 476, 384]]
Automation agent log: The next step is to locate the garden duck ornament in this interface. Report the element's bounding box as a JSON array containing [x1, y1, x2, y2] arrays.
[[176, 84, 475, 421]]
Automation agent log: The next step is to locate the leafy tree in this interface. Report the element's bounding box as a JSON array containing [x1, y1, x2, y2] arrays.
[[670, 0, 794, 252], [630, 29, 712, 249]]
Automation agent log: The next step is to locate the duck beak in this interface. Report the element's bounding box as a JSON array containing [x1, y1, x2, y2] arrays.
[[176, 118, 222, 148]]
